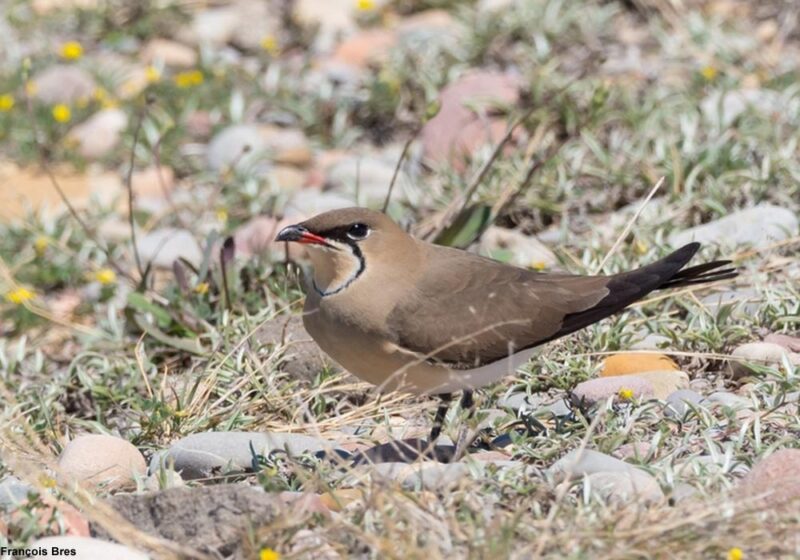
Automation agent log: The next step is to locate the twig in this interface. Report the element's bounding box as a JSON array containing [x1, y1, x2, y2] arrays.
[[382, 134, 415, 213], [594, 176, 665, 274], [126, 103, 149, 281]]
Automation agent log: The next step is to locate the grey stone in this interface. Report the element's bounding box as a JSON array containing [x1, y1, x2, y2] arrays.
[[67, 109, 128, 159], [351, 460, 526, 491], [150, 431, 337, 479], [136, 228, 203, 269], [670, 482, 699, 503], [669, 204, 799, 250], [284, 190, 354, 219], [31, 537, 148, 560], [0, 475, 34, 509], [665, 389, 706, 417], [326, 155, 411, 206]]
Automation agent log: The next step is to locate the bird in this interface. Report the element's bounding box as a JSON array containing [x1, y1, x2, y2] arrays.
[[276, 207, 736, 443]]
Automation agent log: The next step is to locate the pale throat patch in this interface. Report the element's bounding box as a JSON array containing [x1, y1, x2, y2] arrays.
[[306, 243, 365, 296]]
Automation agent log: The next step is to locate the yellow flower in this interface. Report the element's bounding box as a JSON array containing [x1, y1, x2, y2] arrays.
[[5, 287, 35, 305], [25, 80, 38, 96], [530, 261, 547, 271], [92, 87, 117, 108], [618, 388, 634, 401], [94, 268, 117, 285], [259, 549, 280, 560], [145, 65, 161, 83], [355, 0, 375, 11], [727, 548, 743, 560], [34, 236, 49, 255], [634, 239, 648, 255], [260, 35, 279, 56], [194, 282, 209, 295], [52, 104, 71, 123], [59, 41, 83, 61], [700, 65, 718, 81], [0, 94, 14, 112], [38, 475, 57, 488], [174, 70, 204, 88], [216, 208, 228, 223]]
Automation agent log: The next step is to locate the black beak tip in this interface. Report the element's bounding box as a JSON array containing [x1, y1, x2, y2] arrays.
[[275, 224, 304, 243]]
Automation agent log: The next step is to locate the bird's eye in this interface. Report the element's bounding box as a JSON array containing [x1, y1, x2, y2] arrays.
[[347, 223, 370, 240]]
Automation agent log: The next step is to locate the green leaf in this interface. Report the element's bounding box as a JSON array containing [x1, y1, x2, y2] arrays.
[[133, 314, 206, 356], [434, 204, 492, 249], [126, 292, 172, 329]]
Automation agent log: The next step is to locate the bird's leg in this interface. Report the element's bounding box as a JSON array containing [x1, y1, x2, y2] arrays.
[[453, 390, 478, 461], [428, 393, 452, 444]]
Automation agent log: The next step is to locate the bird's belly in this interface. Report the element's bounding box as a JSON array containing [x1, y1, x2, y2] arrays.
[[302, 303, 540, 395]]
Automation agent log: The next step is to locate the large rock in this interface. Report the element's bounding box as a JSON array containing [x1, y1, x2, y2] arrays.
[[420, 70, 521, 171], [150, 431, 338, 479], [58, 434, 146, 491], [737, 449, 800, 508], [31, 537, 148, 560], [669, 204, 799, 249], [100, 486, 281, 556], [255, 315, 334, 382]]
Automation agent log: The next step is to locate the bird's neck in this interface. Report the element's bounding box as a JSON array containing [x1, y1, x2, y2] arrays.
[[306, 246, 365, 297]]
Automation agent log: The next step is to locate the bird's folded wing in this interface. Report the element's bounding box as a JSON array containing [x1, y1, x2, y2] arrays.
[[385, 250, 610, 369]]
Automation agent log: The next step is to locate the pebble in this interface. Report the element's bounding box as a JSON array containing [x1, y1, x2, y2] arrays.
[[206, 124, 268, 173], [58, 434, 146, 491], [764, 333, 800, 353], [669, 204, 799, 250], [331, 29, 397, 69], [635, 370, 689, 399], [549, 449, 637, 478], [583, 470, 663, 504], [30, 65, 96, 104], [700, 288, 762, 318], [293, 0, 356, 50], [136, 228, 203, 269], [150, 431, 338, 479], [478, 226, 557, 269], [630, 334, 672, 351], [570, 376, 654, 407], [0, 475, 34, 509], [325, 155, 408, 206], [729, 341, 800, 378], [600, 353, 679, 377], [350, 460, 523, 491], [144, 467, 184, 492], [284, 189, 354, 219], [233, 215, 307, 261], [738, 449, 800, 508], [701, 88, 782, 127], [612, 442, 652, 461], [30, 537, 148, 560], [141, 38, 197, 67], [260, 125, 313, 167], [67, 109, 128, 159], [707, 391, 751, 410], [665, 389, 706, 417], [419, 70, 521, 171]]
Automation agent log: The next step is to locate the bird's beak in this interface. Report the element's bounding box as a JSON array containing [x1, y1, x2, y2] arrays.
[[275, 224, 332, 247]]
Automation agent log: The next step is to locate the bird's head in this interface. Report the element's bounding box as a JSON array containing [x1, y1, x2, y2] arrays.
[[276, 207, 413, 296]]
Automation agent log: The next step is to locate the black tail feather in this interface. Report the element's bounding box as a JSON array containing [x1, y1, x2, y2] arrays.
[[553, 243, 737, 338]]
